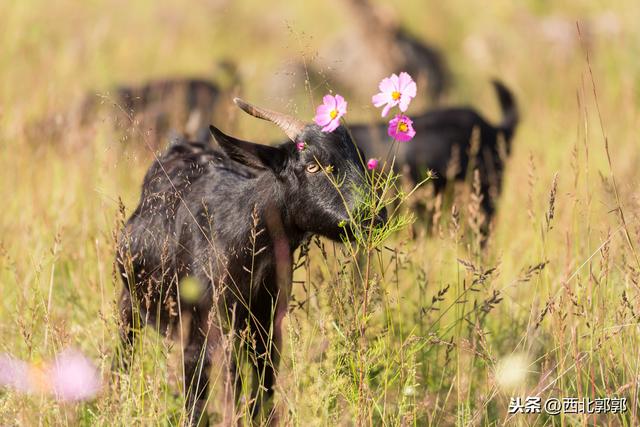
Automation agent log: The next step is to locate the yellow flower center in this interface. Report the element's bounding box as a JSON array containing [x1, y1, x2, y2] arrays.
[[329, 109, 338, 119], [391, 91, 401, 100], [398, 121, 408, 132]]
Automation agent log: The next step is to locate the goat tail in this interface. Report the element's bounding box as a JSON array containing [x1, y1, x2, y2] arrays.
[[491, 80, 519, 140]]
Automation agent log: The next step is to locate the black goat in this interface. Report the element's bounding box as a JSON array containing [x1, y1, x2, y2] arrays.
[[268, 0, 448, 106], [29, 61, 239, 149], [115, 98, 382, 425], [351, 80, 518, 221], [340, 0, 449, 102], [109, 78, 223, 145]]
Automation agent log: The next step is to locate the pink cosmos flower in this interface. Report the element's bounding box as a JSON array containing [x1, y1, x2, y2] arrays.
[[367, 158, 379, 170], [372, 72, 417, 117], [388, 114, 416, 142], [314, 94, 347, 133], [296, 141, 306, 151], [0, 350, 101, 402], [51, 349, 101, 402], [0, 354, 30, 393]]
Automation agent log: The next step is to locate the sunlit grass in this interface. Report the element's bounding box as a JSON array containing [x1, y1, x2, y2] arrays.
[[1, 0, 640, 425]]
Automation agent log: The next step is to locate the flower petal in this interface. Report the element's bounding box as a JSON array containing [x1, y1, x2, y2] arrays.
[[378, 76, 395, 93], [381, 103, 392, 117], [321, 119, 340, 133], [335, 95, 347, 115], [316, 104, 331, 115], [387, 116, 399, 139], [372, 92, 389, 107], [0, 354, 30, 392], [314, 113, 331, 127], [403, 80, 417, 98], [322, 94, 337, 109], [397, 72, 414, 92], [399, 130, 414, 142], [389, 73, 400, 90], [399, 94, 412, 112], [51, 349, 101, 402], [314, 104, 332, 126], [403, 115, 414, 127]]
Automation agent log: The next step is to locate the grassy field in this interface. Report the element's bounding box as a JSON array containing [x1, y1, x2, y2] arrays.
[[2, 0, 640, 425]]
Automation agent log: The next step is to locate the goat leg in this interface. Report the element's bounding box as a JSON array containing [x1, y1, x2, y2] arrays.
[[112, 287, 138, 373], [249, 288, 286, 423], [184, 308, 213, 427]]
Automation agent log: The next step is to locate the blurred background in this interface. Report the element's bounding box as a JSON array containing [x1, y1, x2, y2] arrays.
[[1, 0, 640, 425]]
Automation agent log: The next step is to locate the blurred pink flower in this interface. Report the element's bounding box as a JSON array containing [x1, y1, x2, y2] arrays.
[[387, 114, 416, 142], [372, 72, 417, 117], [0, 350, 101, 402], [367, 158, 379, 170], [0, 354, 30, 393], [51, 349, 101, 402], [314, 94, 347, 132], [296, 141, 306, 151]]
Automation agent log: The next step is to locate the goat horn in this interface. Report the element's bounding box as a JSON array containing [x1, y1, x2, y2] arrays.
[[233, 98, 305, 141]]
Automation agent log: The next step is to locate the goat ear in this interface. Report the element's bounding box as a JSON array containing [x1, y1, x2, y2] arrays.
[[209, 125, 286, 172]]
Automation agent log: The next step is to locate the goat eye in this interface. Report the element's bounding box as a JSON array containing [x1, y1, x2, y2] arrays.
[[306, 163, 320, 174]]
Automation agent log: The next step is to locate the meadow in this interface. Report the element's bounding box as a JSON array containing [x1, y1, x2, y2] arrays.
[[1, 0, 640, 425]]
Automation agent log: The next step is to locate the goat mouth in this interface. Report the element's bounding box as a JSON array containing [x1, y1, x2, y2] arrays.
[[337, 210, 387, 242], [372, 206, 388, 227], [354, 205, 388, 228]]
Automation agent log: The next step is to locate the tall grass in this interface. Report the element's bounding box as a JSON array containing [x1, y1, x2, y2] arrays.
[[2, 0, 640, 425]]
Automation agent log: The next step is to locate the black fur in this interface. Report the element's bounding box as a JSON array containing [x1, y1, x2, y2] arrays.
[[115, 122, 380, 425], [351, 80, 518, 220]]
